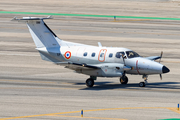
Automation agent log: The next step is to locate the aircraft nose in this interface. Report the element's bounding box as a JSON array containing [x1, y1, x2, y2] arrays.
[[162, 66, 170, 73]]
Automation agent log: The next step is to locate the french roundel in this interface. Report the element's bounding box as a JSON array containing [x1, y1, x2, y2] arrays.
[[64, 51, 71, 59]]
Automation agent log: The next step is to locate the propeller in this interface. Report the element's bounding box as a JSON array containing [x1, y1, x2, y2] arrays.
[[160, 74, 162, 80], [121, 54, 135, 71], [159, 51, 163, 80], [159, 51, 163, 63], [122, 54, 126, 66], [121, 54, 126, 76]]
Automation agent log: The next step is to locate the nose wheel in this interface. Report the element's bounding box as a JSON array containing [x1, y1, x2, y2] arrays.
[[139, 75, 148, 87], [139, 82, 146, 87]]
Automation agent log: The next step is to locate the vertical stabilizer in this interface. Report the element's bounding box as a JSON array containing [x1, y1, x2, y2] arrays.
[[12, 16, 60, 48]]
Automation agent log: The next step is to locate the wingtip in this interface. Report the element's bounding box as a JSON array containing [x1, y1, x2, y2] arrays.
[[11, 16, 17, 21], [47, 15, 53, 19]]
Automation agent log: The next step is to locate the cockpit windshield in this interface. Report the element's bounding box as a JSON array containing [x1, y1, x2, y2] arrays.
[[126, 51, 140, 58]]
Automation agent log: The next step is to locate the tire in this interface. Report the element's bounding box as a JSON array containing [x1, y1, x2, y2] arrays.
[[86, 78, 94, 87], [120, 76, 128, 84], [139, 82, 145, 87]]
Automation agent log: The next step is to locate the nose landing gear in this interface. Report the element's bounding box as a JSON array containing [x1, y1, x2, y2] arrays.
[[139, 75, 148, 87]]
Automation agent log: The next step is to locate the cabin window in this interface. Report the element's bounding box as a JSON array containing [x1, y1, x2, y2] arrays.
[[91, 53, 95, 57], [83, 52, 88, 57], [116, 52, 125, 59], [109, 53, 113, 58]]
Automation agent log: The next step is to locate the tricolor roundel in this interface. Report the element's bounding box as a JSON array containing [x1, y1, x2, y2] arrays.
[[64, 51, 71, 59]]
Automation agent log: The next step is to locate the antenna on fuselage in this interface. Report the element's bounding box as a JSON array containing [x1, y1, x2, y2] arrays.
[[98, 42, 102, 47]]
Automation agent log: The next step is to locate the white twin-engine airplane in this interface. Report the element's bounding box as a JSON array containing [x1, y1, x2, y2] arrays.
[[13, 16, 170, 87]]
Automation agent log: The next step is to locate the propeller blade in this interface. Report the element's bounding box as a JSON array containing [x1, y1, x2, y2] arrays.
[[160, 74, 162, 80], [122, 54, 126, 66], [159, 51, 163, 63]]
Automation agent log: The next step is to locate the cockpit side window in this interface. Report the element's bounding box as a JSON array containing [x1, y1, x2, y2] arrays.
[[126, 51, 140, 58], [116, 52, 125, 59]]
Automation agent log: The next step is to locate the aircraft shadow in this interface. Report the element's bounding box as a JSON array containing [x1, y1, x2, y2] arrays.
[[78, 82, 180, 91]]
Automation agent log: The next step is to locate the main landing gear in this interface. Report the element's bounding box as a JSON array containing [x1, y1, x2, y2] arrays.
[[85, 75, 148, 87], [120, 75, 128, 84], [86, 76, 96, 87], [139, 75, 148, 87]]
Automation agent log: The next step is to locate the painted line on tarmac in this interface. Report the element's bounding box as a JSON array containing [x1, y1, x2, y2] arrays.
[[159, 117, 180, 120], [1, 11, 180, 21], [49, 114, 126, 120], [167, 108, 180, 114], [0, 107, 179, 120], [0, 111, 80, 120]]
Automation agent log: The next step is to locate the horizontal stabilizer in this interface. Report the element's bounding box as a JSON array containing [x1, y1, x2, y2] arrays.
[[12, 16, 53, 21]]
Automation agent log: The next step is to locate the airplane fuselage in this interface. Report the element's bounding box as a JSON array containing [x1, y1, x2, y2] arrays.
[[37, 42, 168, 77]]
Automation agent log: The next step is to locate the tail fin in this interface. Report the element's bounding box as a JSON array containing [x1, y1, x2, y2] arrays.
[[12, 16, 64, 63], [12, 16, 60, 48]]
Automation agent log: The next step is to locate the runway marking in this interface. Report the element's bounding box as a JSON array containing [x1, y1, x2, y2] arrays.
[[0, 111, 80, 120], [0, 107, 179, 120], [48, 114, 126, 120], [1, 11, 180, 21], [167, 108, 180, 114]]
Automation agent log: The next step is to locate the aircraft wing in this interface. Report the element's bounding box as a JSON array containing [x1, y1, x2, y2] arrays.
[[56, 62, 100, 70], [145, 56, 161, 61]]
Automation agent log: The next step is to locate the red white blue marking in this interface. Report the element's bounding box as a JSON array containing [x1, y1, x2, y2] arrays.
[[64, 51, 71, 59]]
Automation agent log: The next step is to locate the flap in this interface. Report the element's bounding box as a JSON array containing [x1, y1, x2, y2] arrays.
[[55, 62, 100, 70]]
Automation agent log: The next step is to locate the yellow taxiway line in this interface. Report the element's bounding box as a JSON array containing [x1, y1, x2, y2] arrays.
[[0, 107, 179, 120], [49, 114, 127, 120]]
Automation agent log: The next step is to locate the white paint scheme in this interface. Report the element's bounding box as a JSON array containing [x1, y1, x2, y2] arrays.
[[13, 16, 170, 87]]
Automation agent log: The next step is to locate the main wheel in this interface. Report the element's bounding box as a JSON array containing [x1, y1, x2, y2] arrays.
[[86, 78, 94, 87], [120, 76, 128, 84], [139, 82, 146, 87]]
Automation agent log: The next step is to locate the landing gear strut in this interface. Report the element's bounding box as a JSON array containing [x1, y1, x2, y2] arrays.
[[86, 76, 96, 87], [120, 75, 128, 84], [139, 75, 148, 87]]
